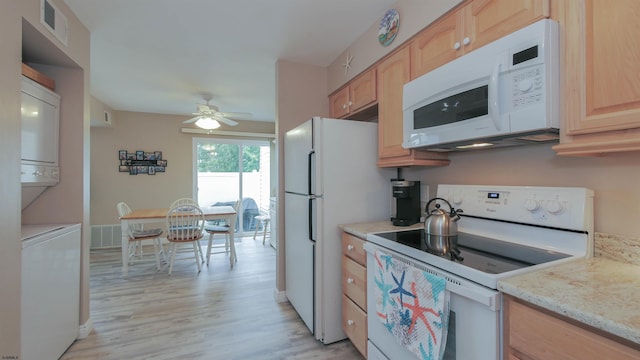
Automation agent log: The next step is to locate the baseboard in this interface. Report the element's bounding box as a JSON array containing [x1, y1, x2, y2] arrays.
[[273, 287, 288, 303], [77, 317, 93, 339]]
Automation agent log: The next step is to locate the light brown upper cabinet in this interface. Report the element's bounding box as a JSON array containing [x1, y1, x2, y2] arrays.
[[329, 68, 377, 119], [552, 0, 640, 156], [377, 47, 449, 167], [411, 0, 550, 79]]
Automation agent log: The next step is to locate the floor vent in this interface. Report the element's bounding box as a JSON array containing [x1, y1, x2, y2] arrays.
[[90, 224, 122, 249]]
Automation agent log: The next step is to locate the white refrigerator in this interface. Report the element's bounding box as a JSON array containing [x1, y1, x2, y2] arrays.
[[284, 117, 393, 344]]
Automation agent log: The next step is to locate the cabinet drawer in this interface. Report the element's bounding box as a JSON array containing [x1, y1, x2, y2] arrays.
[[342, 232, 366, 265], [506, 296, 640, 359], [342, 256, 366, 309], [343, 294, 367, 358]]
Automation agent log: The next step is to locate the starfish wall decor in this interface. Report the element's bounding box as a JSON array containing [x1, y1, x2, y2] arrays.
[[342, 52, 353, 76]]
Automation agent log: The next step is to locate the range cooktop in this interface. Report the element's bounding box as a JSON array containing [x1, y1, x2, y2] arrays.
[[374, 229, 571, 275]]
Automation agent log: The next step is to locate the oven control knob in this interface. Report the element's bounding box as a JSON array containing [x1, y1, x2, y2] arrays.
[[524, 199, 540, 211], [545, 200, 564, 214], [451, 193, 463, 205], [518, 79, 534, 93]]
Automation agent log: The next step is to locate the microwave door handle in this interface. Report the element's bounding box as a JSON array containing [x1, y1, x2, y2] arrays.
[[489, 61, 501, 130]]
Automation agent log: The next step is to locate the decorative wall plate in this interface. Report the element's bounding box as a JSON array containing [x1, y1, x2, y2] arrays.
[[378, 8, 400, 47]]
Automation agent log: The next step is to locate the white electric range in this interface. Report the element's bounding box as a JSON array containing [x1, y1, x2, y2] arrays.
[[365, 184, 594, 360]]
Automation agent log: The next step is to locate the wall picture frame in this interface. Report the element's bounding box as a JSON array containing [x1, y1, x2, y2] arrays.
[[118, 149, 167, 175]]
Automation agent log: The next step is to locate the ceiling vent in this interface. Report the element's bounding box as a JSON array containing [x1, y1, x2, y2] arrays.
[[41, 0, 68, 46]]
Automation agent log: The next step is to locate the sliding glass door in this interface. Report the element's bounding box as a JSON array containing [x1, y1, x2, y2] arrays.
[[193, 138, 271, 236]]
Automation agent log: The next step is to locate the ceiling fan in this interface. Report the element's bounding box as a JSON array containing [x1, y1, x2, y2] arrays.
[[183, 94, 252, 130]]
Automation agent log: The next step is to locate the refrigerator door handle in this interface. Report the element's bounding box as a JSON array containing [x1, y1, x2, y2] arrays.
[[307, 150, 315, 195], [308, 197, 315, 243]]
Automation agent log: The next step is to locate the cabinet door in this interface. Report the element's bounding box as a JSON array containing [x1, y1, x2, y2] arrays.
[[562, 0, 640, 135], [553, 0, 640, 155], [410, 11, 460, 79], [342, 232, 366, 266], [377, 47, 412, 159], [349, 68, 377, 113], [465, 0, 549, 52], [343, 295, 367, 358], [377, 47, 450, 167], [504, 295, 640, 359], [329, 86, 350, 119], [342, 256, 367, 309]]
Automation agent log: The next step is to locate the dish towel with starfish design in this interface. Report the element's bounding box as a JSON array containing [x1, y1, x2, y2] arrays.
[[373, 249, 450, 360]]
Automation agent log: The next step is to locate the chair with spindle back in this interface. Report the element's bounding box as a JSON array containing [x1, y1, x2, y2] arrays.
[[165, 204, 205, 275], [117, 202, 164, 274]]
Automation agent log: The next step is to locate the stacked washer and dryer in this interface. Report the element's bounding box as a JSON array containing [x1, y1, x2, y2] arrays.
[[20, 74, 81, 359]]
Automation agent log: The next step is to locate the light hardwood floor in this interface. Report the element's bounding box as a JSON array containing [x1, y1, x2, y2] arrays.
[[61, 237, 362, 360]]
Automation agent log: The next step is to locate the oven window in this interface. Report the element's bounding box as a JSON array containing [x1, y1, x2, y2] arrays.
[[413, 85, 488, 129], [443, 311, 456, 359]]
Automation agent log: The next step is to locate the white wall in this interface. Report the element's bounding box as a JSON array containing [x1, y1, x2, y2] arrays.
[[275, 60, 329, 292]]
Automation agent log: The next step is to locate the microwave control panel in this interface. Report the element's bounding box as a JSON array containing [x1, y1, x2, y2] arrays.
[[511, 65, 544, 109]]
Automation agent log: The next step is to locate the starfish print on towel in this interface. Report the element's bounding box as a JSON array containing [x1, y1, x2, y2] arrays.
[[404, 282, 441, 343], [390, 270, 415, 306], [424, 270, 446, 304], [375, 267, 395, 311]]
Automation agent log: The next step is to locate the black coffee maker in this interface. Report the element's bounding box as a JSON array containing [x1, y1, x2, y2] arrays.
[[391, 173, 421, 226]]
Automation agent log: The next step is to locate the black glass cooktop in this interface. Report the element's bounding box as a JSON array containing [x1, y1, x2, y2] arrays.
[[375, 229, 571, 274]]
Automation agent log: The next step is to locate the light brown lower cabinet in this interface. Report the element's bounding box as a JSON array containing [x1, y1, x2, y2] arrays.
[[342, 294, 367, 357], [504, 295, 640, 359], [342, 232, 367, 358]]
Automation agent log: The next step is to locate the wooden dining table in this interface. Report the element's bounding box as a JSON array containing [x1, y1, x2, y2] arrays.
[[119, 206, 237, 275]]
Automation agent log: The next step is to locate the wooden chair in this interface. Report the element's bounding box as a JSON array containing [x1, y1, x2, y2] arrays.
[[169, 197, 205, 262], [165, 204, 205, 275], [205, 199, 240, 266], [117, 202, 164, 273], [252, 209, 271, 245], [170, 197, 198, 209]]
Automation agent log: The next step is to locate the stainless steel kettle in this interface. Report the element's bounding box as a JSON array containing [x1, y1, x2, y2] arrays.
[[424, 197, 462, 258]]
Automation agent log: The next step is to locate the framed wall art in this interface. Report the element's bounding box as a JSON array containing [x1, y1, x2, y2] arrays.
[[118, 150, 167, 175]]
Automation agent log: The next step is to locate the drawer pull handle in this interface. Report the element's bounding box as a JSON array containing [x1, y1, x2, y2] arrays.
[[347, 277, 354, 284], [347, 320, 355, 326], [347, 244, 354, 251]]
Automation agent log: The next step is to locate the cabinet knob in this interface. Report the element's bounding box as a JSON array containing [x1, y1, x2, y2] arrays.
[[462, 37, 471, 46], [347, 277, 354, 284], [453, 41, 461, 50], [347, 320, 355, 326], [347, 244, 354, 251], [342, 104, 347, 109], [348, 101, 353, 106]]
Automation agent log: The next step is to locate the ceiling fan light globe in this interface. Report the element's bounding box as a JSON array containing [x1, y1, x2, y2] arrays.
[[195, 117, 221, 130]]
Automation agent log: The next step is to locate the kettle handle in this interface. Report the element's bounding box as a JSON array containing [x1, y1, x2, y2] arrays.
[[425, 197, 454, 214]]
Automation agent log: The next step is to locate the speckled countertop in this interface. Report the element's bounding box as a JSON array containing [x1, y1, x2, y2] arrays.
[[340, 221, 640, 345], [499, 232, 640, 345], [338, 220, 423, 239]]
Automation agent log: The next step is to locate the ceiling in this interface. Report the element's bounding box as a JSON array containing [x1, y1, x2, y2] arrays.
[[63, 0, 397, 123]]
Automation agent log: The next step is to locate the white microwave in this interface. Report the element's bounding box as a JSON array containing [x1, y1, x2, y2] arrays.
[[403, 19, 560, 152]]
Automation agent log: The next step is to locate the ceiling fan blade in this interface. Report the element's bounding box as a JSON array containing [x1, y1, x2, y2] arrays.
[[219, 117, 239, 126], [220, 111, 252, 119], [183, 116, 201, 124]]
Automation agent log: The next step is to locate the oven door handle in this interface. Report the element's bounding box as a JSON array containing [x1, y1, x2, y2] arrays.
[[447, 281, 500, 311]]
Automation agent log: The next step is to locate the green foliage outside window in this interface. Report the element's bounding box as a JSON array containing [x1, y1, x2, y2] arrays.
[[197, 143, 261, 172]]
